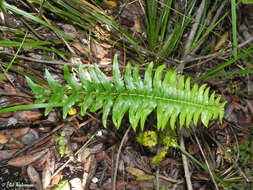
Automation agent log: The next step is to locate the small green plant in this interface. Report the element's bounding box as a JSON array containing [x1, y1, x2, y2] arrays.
[[53, 131, 67, 157], [25, 54, 226, 132], [234, 140, 253, 167], [53, 179, 70, 190]]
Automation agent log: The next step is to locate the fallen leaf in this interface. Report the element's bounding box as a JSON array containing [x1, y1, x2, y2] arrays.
[[83, 155, 97, 189], [42, 162, 52, 189], [21, 128, 39, 145], [50, 172, 62, 186], [214, 32, 228, 51], [126, 167, 145, 177], [0, 112, 12, 117], [102, 0, 117, 8], [27, 165, 43, 190], [72, 42, 89, 55], [0, 133, 8, 144], [0, 149, 18, 161], [8, 149, 48, 167], [14, 110, 42, 121], [136, 174, 154, 181], [5, 127, 30, 138], [90, 41, 107, 59]]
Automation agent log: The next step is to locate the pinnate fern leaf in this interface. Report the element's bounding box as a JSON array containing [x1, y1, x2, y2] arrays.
[[26, 55, 226, 131]]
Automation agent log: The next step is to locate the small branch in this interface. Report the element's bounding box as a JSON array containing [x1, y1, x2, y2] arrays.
[[194, 132, 219, 190], [180, 136, 193, 190], [112, 126, 131, 190], [156, 166, 160, 190]]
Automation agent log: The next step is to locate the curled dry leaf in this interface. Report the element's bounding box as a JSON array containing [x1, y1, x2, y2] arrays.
[[27, 165, 43, 190], [8, 149, 48, 167]]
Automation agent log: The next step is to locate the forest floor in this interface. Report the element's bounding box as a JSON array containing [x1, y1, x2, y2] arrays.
[[0, 0, 253, 190]]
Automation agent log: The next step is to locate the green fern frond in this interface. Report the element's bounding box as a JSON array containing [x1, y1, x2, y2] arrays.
[[26, 55, 226, 131]]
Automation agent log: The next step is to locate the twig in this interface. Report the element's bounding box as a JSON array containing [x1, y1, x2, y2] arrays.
[[112, 126, 131, 190], [156, 166, 160, 190], [13, 123, 65, 157], [193, 132, 219, 190], [180, 135, 193, 190], [176, 0, 205, 73], [183, 0, 205, 59], [191, 1, 227, 55], [230, 127, 250, 182], [51, 130, 98, 178]]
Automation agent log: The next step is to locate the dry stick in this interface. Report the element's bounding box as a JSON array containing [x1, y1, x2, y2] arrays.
[[183, 0, 205, 59], [13, 123, 65, 157], [180, 135, 193, 190], [112, 126, 131, 190], [230, 127, 250, 182], [193, 133, 219, 190], [191, 1, 226, 55], [176, 0, 205, 73], [51, 131, 98, 179], [2, 30, 253, 70], [156, 166, 160, 190]]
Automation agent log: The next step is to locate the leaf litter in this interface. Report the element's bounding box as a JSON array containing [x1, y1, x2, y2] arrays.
[[0, 1, 253, 190]]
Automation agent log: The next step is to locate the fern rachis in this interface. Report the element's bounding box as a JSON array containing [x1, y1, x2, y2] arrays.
[[25, 55, 226, 131]]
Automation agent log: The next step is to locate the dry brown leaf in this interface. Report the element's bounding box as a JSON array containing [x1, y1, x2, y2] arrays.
[[136, 174, 153, 181], [133, 17, 142, 33], [214, 32, 228, 51], [31, 150, 49, 168], [50, 172, 62, 186], [126, 167, 145, 177], [83, 155, 97, 189], [188, 144, 199, 155], [42, 162, 52, 189], [5, 127, 30, 138], [72, 136, 88, 142], [72, 42, 89, 55], [14, 110, 42, 121], [8, 149, 48, 167], [0, 112, 12, 117], [0, 149, 18, 161], [27, 165, 43, 190], [0, 133, 8, 144], [90, 41, 107, 59]]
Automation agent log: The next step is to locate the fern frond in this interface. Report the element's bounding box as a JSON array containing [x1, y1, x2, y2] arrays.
[[26, 55, 226, 131]]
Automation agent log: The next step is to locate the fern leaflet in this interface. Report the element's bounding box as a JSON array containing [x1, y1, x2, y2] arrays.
[[26, 55, 227, 131]]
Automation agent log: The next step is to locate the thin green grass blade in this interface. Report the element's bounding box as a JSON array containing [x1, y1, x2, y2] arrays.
[[204, 69, 253, 78], [4, 2, 72, 40], [0, 103, 64, 114], [195, 45, 253, 81], [177, 145, 232, 189], [0, 33, 27, 82], [231, 0, 238, 58]]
